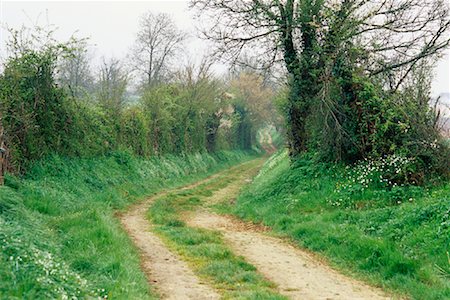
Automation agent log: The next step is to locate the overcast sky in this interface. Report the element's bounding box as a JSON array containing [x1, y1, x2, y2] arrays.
[[0, 1, 208, 66], [1, 0, 449, 97]]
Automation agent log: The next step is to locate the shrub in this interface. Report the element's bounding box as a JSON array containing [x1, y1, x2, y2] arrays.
[[311, 69, 449, 184], [0, 49, 72, 171]]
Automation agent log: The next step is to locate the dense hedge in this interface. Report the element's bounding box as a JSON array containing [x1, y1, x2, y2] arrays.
[[0, 47, 256, 172]]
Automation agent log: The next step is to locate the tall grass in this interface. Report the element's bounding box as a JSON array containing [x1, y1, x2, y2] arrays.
[[228, 150, 450, 300], [0, 150, 256, 299]]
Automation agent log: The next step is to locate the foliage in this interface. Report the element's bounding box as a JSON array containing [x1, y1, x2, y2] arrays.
[[119, 107, 151, 156], [313, 66, 450, 181], [0, 30, 267, 173], [192, 0, 450, 180], [225, 151, 450, 299], [0, 48, 74, 171]]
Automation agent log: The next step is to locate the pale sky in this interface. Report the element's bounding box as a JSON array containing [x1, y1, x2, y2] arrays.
[[1, 0, 449, 97], [0, 1, 208, 67]]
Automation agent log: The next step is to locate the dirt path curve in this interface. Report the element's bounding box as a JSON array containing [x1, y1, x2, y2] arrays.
[[120, 157, 392, 300], [185, 169, 392, 300], [119, 175, 223, 300], [259, 129, 277, 154]]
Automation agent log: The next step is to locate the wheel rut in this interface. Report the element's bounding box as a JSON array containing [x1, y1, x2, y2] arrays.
[[120, 158, 393, 299], [119, 175, 223, 300], [187, 212, 391, 300]]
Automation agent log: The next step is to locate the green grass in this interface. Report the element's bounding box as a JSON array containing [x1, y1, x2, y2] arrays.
[[0, 150, 256, 299], [223, 150, 450, 300], [147, 160, 286, 299]]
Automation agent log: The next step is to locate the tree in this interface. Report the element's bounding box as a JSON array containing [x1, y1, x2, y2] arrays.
[[58, 40, 94, 98], [229, 71, 281, 147], [96, 57, 129, 115], [190, 0, 450, 157], [230, 72, 277, 127], [140, 85, 177, 154], [175, 57, 225, 152], [0, 43, 72, 170], [130, 12, 186, 88]]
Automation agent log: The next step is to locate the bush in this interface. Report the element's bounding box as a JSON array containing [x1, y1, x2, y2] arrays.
[[0, 50, 72, 170], [310, 69, 449, 184], [119, 107, 151, 157]]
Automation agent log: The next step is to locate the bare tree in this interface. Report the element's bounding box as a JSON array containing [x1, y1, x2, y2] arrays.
[[350, 0, 450, 91], [130, 12, 187, 88], [96, 57, 129, 114], [190, 0, 450, 156], [58, 40, 94, 98], [173, 55, 216, 86]]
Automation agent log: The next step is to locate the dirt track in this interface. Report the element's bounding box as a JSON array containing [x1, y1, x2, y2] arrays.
[[119, 176, 222, 299], [120, 159, 391, 299], [188, 212, 389, 299]]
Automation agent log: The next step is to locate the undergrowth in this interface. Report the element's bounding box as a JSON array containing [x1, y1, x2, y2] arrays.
[[227, 150, 450, 300], [0, 150, 255, 299]]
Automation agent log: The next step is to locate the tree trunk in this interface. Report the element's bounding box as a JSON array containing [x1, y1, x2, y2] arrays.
[[287, 101, 308, 157], [279, 0, 316, 158]]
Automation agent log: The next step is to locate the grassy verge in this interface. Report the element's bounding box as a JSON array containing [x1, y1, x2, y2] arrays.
[[147, 159, 286, 299], [0, 150, 256, 299], [222, 150, 450, 300]]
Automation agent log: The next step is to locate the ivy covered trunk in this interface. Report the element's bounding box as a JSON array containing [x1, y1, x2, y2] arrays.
[[283, 83, 307, 158], [281, 0, 318, 158]]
